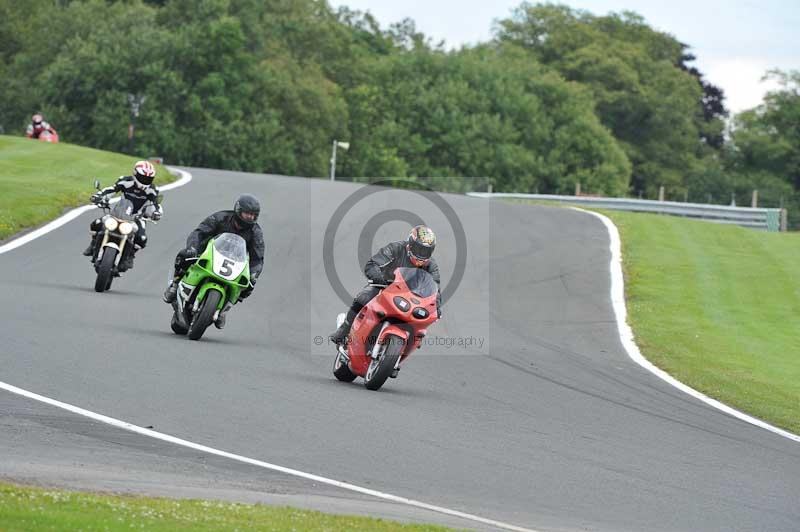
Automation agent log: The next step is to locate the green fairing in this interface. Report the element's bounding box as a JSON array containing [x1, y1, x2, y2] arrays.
[[181, 236, 250, 308]]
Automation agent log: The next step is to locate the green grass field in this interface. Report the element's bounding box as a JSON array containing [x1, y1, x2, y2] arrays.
[[0, 135, 174, 241], [0, 482, 455, 532], [603, 210, 800, 434]]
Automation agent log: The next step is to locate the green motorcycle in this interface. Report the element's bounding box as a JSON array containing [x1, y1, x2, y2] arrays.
[[170, 233, 251, 340]]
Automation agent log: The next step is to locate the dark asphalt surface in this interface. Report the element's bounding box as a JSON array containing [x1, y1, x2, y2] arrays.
[[0, 168, 798, 532]]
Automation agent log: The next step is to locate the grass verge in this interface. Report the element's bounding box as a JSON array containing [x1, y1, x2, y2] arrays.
[[601, 210, 800, 434], [0, 135, 175, 241], [0, 481, 456, 531]]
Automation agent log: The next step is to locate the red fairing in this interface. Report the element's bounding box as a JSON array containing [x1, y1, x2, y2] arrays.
[[346, 268, 438, 377], [37, 129, 59, 143]]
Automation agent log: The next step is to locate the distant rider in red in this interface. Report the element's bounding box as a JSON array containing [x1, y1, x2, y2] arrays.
[[25, 114, 56, 139]]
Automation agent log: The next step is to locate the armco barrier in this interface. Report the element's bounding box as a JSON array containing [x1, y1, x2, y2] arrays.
[[466, 193, 787, 232]]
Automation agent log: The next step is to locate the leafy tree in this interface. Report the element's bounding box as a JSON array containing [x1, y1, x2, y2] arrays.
[[495, 3, 719, 198]]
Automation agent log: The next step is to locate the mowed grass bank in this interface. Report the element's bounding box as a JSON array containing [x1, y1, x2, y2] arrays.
[[0, 135, 174, 241], [604, 210, 800, 433], [0, 481, 456, 532]]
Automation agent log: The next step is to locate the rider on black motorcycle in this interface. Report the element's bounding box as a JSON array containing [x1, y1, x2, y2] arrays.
[[82, 160, 162, 271], [330, 225, 441, 346], [162, 194, 265, 330]]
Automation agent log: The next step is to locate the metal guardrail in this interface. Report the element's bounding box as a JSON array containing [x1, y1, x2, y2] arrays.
[[466, 192, 787, 232]]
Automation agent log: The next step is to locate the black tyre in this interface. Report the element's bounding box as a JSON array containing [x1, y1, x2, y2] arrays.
[[364, 335, 404, 391], [94, 248, 117, 292], [188, 289, 222, 340], [170, 311, 188, 335], [333, 350, 357, 382]]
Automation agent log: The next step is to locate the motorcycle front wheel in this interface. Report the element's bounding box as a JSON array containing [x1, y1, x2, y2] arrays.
[[364, 335, 403, 391], [94, 248, 117, 292], [188, 289, 222, 340]]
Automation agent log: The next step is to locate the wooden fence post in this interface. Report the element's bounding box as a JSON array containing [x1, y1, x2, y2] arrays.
[[658, 186, 665, 202], [575, 182, 581, 196], [751, 190, 758, 208], [781, 209, 788, 232]]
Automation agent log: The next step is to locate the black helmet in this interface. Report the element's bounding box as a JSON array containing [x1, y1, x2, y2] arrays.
[[234, 194, 260, 226], [407, 225, 436, 266]]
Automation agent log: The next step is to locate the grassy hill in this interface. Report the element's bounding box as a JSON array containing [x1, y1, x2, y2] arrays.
[[0, 135, 174, 241]]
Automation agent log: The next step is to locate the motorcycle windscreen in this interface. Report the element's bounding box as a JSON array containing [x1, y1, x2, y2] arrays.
[[111, 198, 136, 220], [395, 267, 437, 298], [212, 233, 248, 280]]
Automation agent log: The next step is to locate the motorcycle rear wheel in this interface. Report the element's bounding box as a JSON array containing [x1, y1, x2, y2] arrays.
[[333, 350, 357, 382], [171, 311, 188, 335]]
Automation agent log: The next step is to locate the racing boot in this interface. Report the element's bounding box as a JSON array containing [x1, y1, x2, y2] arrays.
[[119, 251, 134, 272], [163, 280, 178, 304], [83, 233, 100, 256], [215, 302, 232, 330], [329, 318, 351, 346]]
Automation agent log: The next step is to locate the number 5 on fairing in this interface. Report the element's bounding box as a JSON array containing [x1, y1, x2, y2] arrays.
[[219, 259, 234, 277]]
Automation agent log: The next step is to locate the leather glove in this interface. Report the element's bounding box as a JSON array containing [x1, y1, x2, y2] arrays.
[[178, 246, 197, 259], [151, 209, 162, 221], [90, 192, 102, 203]]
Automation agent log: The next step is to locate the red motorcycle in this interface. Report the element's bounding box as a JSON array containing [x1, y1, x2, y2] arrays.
[[333, 267, 439, 390], [37, 129, 59, 143]]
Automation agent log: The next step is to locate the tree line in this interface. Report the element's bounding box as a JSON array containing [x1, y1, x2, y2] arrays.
[[1, 1, 798, 223]]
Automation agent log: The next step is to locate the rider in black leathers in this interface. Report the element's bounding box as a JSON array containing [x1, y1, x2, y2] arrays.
[[163, 194, 265, 329], [330, 225, 441, 346]]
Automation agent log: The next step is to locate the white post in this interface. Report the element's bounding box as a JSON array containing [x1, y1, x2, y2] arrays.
[[330, 140, 337, 181]]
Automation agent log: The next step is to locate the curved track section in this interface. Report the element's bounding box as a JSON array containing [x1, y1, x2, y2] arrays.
[[0, 168, 798, 531]]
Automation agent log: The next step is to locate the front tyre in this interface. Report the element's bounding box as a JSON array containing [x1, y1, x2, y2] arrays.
[[94, 248, 117, 292], [364, 335, 404, 391], [188, 289, 222, 340]]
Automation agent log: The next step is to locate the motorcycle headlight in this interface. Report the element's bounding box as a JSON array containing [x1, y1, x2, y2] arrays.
[[118, 222, 134, 235], [393, 296, 410, 312], [103, 217, 118, 231], [412, 307, 429, 319]]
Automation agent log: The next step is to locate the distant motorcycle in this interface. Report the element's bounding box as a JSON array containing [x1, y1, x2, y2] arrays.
[[169, 233, 252, 340], [88, 180, 153, 292], [332, 267, 439, 391], [37, 129, 59, 143]]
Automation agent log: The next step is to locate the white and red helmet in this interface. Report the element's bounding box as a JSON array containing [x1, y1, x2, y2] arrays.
[[31, 114, 44, 127], [132, 160, 156, 187]]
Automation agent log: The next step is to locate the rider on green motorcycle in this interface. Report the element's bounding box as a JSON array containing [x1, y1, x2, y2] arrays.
[[163, 194, 265, 329]]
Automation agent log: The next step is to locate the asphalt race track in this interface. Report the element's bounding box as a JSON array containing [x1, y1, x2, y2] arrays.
[[1, 168, 798, 531]]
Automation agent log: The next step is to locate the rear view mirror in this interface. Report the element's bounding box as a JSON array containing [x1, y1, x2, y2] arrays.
[[93, 179, 101, 190]]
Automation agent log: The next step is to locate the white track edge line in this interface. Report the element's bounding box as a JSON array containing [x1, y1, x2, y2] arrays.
[[0, 380, 538, 532], [0, 167, 192, 255], [573, 207, 800, 444], [0, 167, 539, 532]]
